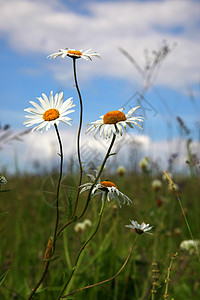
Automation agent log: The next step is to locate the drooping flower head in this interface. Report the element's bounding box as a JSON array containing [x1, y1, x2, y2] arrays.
[[86, 106, 144, 139], [24, 91, 75, 132], [126, 220, 153, 235], [80, 173, 132, 208], [47, 48, 101, 61], [0, 173, 7, 186]]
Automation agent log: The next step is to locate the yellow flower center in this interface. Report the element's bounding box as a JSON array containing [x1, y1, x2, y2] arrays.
[[100, 180, 117, 188], [103, 110, 126, 124], [43, 109, 60, 121], [67, 50, 82, 56]]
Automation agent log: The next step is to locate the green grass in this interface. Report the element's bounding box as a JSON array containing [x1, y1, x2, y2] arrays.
[[0, 173, 200, 299]]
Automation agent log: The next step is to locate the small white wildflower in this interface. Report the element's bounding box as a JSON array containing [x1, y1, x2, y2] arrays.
[[83, 219, 92, 229], [168, 183, 179, 192], [125, 220, 153, 235], [180, 240, 200, 255], [151, 179, 162, 192], [74, 223, 85, 234], [139, 157, 149, 171], [162, 172, 173, 181], [117, 166, 125, 177]]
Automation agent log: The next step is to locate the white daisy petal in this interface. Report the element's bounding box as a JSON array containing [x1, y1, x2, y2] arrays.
[[80, 173, 132, 208], [24, 92, 75, 132], [48, 48, 101, 61], [86, 106, 144, 139]]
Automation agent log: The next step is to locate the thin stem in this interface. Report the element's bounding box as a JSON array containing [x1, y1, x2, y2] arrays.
[[61, 235, 139, 298], [71, 57, 83, 213], [163, 253, 178, 299], [53, 124, 63, 246], [28, 124, 63, 299], [57, 193, 107, 299], [77, 133, 116, 220], [28, 262, 50, 300], [56, 58, 83, 236], [57, 133, 116, 236], [73, 57, 83, 178]]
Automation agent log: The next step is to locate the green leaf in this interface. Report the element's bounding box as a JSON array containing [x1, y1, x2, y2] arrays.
[[35, 287, 48, 294], [0, 270, 9, 286]]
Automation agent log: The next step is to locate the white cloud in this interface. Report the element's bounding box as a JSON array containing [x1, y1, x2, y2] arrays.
[[1, 127, 199, 174], [0, 0, 200, 89]]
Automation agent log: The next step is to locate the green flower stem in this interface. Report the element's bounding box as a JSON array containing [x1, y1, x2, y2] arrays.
[[57, 193, 107, 299], [56, 133, 116, 237], [56, 58, 83, 238], [28, 124, 63, 299], [53, 124, 63, 246], [77, 133, 116, 220], [28, 261, 50, 300], [69, 57, 84, 217], [60, 235, 139, 298]]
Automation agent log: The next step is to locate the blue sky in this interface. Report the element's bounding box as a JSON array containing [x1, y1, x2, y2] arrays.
[[0, 0, 200, 172]]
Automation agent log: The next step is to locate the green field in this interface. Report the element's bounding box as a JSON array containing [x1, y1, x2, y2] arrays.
[[1, 171, 199, 299]]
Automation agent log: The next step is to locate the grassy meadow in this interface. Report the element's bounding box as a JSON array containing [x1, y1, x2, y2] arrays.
[[1, 170, 200, 299]]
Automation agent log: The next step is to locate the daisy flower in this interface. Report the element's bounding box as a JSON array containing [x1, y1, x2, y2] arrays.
[[125, 220, 153, 235], [80, 173, 132, 208], [86, 106, 144, 139], [47, 48, 101, 61], [0, 173, 7, 186], [23, 91, 75, 132]]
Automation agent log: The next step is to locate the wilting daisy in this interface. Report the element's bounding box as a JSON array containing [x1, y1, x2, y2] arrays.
[[86, 106, 144, 139], [126, 220, 153, 235], [24, 91, 75, 132], [47, 48, 101, 61], [80, 173, 132, 208], [0, 173, 7, 186]]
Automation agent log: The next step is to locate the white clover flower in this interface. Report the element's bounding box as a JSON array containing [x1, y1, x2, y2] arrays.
[[117, 166, 125, 176], [168, 183, 179, 192], [83, 219, 92, 228], [86, 106, 144, 139], [180, 240, 200, 255], [139, 157, 149, 171], [125, 220, 153, 235], [80, 173, 132, 208], [74, 222, 85, 234], [151, 179, 162, 192], [23, 91, 75, 132], [47, 48, 101, 61], [0, 174, 7, 186]]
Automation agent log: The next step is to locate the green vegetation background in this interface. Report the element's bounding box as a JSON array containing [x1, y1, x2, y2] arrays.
[[0, 173, 200, 299]]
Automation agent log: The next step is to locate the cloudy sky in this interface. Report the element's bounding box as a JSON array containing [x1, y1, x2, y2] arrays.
[[1, 0, 200, 173]]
